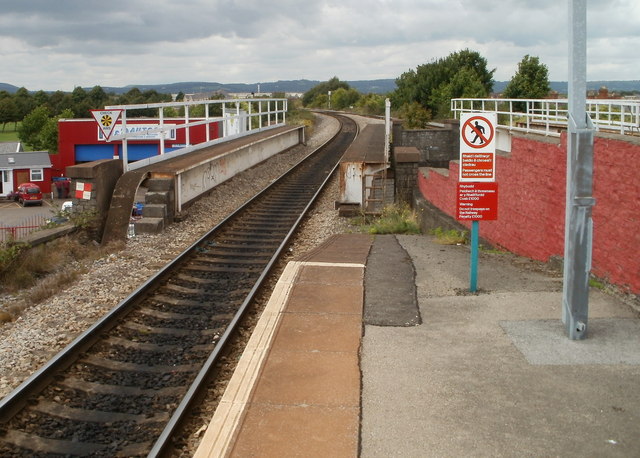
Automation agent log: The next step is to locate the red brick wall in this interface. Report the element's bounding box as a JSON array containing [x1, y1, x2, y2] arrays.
[[417, 132, 640, 294]]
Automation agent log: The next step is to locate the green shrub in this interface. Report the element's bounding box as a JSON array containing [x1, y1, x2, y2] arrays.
[[355, 204, 421, 234], [69, 208, 99, 230], [0, 235, 104, 295], [0, 243, 28, 277], [430, 227, 468, 245]]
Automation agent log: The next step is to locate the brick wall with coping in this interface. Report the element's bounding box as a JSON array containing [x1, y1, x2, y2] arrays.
[[395, 120, 460, 167], [417, 131, 640, 295], [393, 146, 421, 205]]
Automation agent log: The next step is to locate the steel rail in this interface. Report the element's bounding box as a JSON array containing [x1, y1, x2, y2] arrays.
[[148, 113, 357, 457], [0, 113, 356, 457]]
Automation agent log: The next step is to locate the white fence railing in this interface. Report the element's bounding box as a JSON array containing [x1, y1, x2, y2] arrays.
[[104, 98, 288, 172], [451, 98, 640, 137]]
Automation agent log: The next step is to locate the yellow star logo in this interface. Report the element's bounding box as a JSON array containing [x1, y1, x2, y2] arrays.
[[100, 114, 113, 127]]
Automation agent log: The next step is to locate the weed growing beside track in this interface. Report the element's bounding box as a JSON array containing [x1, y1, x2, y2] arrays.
[[0, 234, 123, 321], [430, 227, 469, 245], [351, 204, 421, 235]]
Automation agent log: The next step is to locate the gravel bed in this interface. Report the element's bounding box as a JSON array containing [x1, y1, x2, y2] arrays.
[[0, 113, 367, 399]]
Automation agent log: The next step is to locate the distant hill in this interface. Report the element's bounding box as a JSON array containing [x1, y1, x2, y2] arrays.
[[0, 82, 20, 93], [96, 79, 399, 95], [2, 79, 640, 96], [0, 79, 397, 95], [493, 80, 640, 95]]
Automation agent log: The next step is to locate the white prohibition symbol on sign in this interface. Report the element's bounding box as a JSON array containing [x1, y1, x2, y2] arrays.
[[91, 109, 123, 142], [460, 113, 496, 152]]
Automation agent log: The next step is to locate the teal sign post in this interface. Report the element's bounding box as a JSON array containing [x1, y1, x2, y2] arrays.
[[457, 113, 498, 292]]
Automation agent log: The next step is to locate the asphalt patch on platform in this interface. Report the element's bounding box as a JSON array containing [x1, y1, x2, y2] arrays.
[[364, 235, 421, 327], [501, 318, 640, 365]]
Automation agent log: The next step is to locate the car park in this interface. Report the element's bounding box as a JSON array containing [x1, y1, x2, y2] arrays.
[[16, 183, 43, 207]]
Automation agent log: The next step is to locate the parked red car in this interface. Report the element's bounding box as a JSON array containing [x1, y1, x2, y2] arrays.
[[16, 182, 43, 206]]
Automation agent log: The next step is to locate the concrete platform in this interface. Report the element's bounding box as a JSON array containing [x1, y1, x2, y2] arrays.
[[194, 234, 371, 457], [194, 233, 640, 457]]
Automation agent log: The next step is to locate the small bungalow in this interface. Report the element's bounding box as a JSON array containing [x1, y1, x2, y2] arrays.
[[0, 150, 53, 197], [0, 142, 23, 154]]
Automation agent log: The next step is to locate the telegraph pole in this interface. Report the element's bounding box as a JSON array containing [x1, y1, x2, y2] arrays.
[[562, 0, 595, 339]]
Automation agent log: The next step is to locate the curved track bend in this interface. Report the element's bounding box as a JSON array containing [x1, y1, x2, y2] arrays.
[[0, 114, 357, 457]]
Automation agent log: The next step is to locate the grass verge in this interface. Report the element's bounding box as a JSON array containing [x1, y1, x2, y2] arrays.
[[429, 227, 468, 245], [352, 204, 421, 235], [0, 236, 125, 321], [287, 108, 316, 136]]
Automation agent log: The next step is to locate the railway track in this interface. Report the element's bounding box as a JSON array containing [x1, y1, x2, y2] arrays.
[[0, 114, 357, 457]]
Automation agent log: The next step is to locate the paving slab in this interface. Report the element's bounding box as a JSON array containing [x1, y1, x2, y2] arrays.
[[196, 232, 639, 457], [230, 404, 360, 457], [361, 234, 640, 457], [501, 318, 640, 365], [195, 235, 371, 458]]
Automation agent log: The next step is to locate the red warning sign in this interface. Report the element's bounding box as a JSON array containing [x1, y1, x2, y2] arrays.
[[461, 114, 495, 151], [460, 152, 495, 180], [456, 182, 498, 221], [459, 113, 497, 182]]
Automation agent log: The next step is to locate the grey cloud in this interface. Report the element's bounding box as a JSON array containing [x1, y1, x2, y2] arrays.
[[0, 0, 321, 49], [0, 0, 637, 90]]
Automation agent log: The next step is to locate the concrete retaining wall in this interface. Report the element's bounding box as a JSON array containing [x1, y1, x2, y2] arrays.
[[177, 127, 302, 209], [416, 131, 640, 295]]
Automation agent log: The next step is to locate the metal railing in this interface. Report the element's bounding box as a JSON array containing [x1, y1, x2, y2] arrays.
[[0, 214, 48, 242], [451, 97, 640, 137], [104, 98, 288, 172]]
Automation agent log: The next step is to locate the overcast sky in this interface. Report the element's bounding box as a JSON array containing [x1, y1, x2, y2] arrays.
[[1, 0, 638, 92]]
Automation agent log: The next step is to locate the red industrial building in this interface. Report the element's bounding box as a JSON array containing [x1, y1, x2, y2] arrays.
[[51, 118, 221, 177]]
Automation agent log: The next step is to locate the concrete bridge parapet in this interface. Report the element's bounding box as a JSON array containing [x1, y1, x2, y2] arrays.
[[99, 125, 304, 244], [65, 159, 123, 240]]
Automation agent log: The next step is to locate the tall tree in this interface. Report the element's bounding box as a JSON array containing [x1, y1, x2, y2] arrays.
[[88, 85, 108, 108], [0, 97, 18, 131], [17, 106, 73, 152], [48, 91, 74, 116], [18, 105, 51, 150], [502, 55, 550, 100], [41, 108, 74, 154], [14, 87, 35, 120], [302, 77, 350, 107], [330, 87, 361, 110], [33, 90, 49, 108], [392, 49, 495, 120]]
